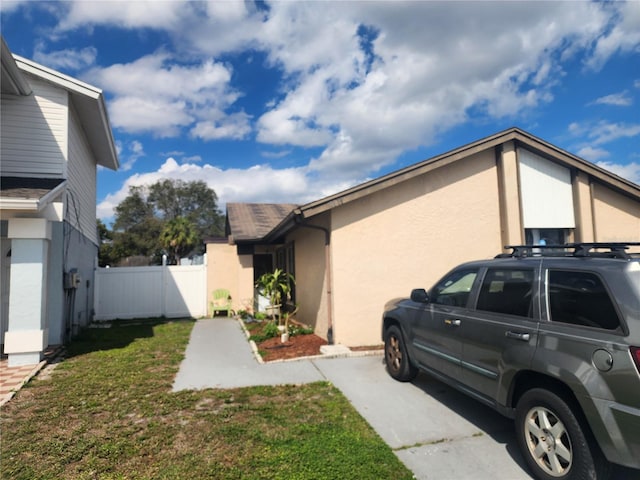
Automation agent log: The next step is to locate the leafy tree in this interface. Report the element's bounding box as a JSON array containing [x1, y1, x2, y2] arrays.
[[99, 180, 224, 266], [112, 186, 155, 231], [148, 179, 225, 240], [97, 219, 117, 267], [160, 217, 199, 265]]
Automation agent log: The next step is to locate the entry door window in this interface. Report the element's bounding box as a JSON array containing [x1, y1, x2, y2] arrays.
[[275, 242, 295, 302]]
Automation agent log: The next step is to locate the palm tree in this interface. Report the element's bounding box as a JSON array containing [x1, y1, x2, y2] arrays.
[[160, 217, 198, 265]]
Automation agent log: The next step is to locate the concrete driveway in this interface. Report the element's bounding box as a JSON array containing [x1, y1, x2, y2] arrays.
[[171, 319, 536, 479], [314, 355, 532, 480]]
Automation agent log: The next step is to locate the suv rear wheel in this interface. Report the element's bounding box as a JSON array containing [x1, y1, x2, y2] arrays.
[[515, 388, 609, 480], [384, 324, 417, 382]]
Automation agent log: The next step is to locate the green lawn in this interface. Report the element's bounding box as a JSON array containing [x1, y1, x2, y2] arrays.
[[0, 320, 414, 480]]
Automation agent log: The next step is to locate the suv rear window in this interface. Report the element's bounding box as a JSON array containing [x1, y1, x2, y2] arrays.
[[476, 268, 534, 317], [547, 270, 621, 331]]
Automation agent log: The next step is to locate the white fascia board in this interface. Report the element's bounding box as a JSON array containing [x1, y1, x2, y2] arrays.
[[14, 55, 102, 99], [0, 198, 37, 209], [1, 37, 32, 95]]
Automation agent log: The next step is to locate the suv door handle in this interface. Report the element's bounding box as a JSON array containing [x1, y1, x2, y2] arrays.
[[506, 331, 530, 341], [445, 319, 461, 327]]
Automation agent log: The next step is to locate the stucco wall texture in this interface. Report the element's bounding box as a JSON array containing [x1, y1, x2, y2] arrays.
[[329, 151, 502, 346], [209, 138, 640, 347]]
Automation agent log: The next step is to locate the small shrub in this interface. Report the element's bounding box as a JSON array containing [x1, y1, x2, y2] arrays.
[[289, 324, 314, 337], [249, 321, 279, 343]]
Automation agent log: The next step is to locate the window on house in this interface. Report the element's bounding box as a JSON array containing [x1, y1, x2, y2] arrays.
[[547, 270, 622, 331], [525, 228, 571, 246], [476, 269, 534, 318]]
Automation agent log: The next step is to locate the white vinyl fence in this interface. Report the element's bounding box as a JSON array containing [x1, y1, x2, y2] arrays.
[[94, 263, 207, 320]]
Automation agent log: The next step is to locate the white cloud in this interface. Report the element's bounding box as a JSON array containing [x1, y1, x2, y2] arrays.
[[57, 0, 190, 31], [577, 146, 610, 162], [191, 112, 252, 141], [261, 150, 292, 159], [97, 157, 356, 222], [584, 1, 640, 71], [569, 121, 640, 145], [0, 0, 28, 14], [569, 122, 640, 185], [120, 140, 145, 172], [252, 0, 624, 175], [591, 91, 633, 107], [33, 0, 639, 204], [32, 42, 96, 71], [182, 155, 202, 164], [83, 53, 249, 139], [596, 161, 640, 185]]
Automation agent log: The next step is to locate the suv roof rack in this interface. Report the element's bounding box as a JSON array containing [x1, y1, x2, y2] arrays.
[[497, 242, 640, 260]]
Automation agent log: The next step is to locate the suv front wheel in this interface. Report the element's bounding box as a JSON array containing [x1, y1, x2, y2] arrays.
[[515, 388, 609, 480], [384, 324, 418, 382]]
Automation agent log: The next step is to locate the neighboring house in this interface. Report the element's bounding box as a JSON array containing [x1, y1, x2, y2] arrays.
[[206, 203, 297, 314], [208, 127, 640, 347], [0, 37, 119, 366]]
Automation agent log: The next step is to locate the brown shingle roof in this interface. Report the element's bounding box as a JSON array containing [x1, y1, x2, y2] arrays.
[[226, 203, 297, 242], [0, 176, 65, 200]]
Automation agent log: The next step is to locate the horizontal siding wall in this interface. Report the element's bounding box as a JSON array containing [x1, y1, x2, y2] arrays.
[[0, 76, 67, 176], [94, 264, 208, 320], [67, 105, 98, 245]]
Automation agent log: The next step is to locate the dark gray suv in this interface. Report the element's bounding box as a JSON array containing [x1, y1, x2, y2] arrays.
[[382, 243, 640, 480]]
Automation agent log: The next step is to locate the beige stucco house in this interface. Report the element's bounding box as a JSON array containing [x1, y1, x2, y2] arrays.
[[207, 128, 640, 347]]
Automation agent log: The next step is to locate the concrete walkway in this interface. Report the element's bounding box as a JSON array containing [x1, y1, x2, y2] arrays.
[[172, 317, 325, 389], [174, 318, 534, 479]]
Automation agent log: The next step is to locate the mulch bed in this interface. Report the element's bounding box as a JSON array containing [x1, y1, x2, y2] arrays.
[[257, 333, 328, 362]]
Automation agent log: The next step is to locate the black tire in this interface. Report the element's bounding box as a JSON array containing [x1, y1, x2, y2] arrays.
[[384, 325, 418, 382], [515, 388, 610, 480]]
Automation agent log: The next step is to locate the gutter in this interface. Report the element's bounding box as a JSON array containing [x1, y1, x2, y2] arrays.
[[293, 215, 334, 345]]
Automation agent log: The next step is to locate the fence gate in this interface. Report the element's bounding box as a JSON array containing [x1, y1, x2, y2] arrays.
[[94, 263, 207, 320]]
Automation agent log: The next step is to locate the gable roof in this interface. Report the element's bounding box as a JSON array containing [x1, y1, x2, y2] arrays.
[[1, 36, 119, 171], [266, 127, 640, 241], [226, 203, 297, 243]]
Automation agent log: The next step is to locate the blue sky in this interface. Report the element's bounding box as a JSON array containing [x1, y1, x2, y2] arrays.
[[2, 1, 639, 224]]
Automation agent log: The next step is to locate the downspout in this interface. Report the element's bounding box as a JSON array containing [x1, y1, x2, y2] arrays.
[[293, 217, 334, 345]]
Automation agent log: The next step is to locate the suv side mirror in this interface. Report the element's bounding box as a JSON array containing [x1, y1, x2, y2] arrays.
[[410, 288, 429, 303]]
